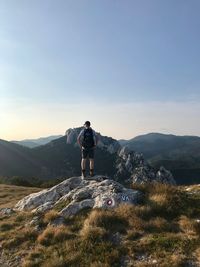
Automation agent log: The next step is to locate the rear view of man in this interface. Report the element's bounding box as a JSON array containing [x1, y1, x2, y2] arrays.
[[77, 121, 98, 178]]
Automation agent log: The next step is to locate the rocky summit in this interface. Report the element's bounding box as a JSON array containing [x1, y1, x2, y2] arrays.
[[65, 127, 120, 154], [115, 146, 176, 185], [15, 176, 143, 217], [66, 127, 176, 185]]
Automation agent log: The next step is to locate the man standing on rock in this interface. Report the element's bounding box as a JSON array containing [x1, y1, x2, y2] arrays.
[[77, 121, 98, 179]]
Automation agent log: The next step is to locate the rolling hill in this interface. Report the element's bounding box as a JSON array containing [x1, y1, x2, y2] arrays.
[[0, 133, 118, 181], [12, 135, 63, 148], [1, 131, 200, 185], [119, 133, 200, 184]]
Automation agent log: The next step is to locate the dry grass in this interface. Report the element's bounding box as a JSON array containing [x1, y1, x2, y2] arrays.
[[0, 184, 41, 208], [145, 217, 172, 233], [80, 225, 107, 242], [83, 208, 128, 234], [37, 225, 74, 246], [0, 182, 200, 267], [43, 210, 60, 224], [2, 227, 38, 249]]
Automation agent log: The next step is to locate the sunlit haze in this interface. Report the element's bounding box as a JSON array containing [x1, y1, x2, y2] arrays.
[[0, 1, 200, 141]]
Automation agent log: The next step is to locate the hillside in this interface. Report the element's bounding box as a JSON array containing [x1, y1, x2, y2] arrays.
[[0, 132, 118, 180], [32, 135, 117, 178], [120, 133, 200, 184], [0, 139, 42, 177], [0, 181, 200, 267], [12, 135, 63, 148], [1, 130, 200, 185], [0, 184, 41, 208]]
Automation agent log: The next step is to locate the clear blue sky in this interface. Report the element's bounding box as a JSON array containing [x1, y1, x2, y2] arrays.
[[0, 0, 200, 140]]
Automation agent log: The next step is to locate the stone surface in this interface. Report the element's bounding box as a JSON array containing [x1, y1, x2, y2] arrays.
[[0, 208, 15, 215], [116, 146, 176, 185], [15, 175, 142, 216], [48, 216, 66, 226], [65, 127, 120, 154]]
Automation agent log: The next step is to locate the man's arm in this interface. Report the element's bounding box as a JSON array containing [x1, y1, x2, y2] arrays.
[[93, 130, 99, 146], [77, 130, 84, 148]]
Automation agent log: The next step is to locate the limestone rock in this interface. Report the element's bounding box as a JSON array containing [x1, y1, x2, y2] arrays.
[[15, 175, 142, 217], [60, 199, 95, 216], [0, 208, 15, 215], [48, 216, 66, 226], [156, 166, 176, 185], [65, 127, 120, 154], [116, 146, 176, 185]]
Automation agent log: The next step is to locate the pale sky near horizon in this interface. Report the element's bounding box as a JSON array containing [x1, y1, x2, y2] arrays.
[[0, 0, 200, 141]]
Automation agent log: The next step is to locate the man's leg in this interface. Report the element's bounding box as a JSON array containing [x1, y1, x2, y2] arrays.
[[89, 159, 94, 171], [89, 148, 95, 176], [81, 149, 87, 178], [81, 158, 87, 171], [89, 159, 94, 176]]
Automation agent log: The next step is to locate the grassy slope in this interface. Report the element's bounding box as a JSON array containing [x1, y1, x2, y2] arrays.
[[0, 184, 200, 267], [0, 184, 41, 208]]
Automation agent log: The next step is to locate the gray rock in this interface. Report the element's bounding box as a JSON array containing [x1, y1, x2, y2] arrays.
[[131, 166, 156, 184], [15, 178, 74, 211], [116, 146, 176, 185], [60, 199, 95, 216], [48, 216, 66, 226], [32, 201, 53, 214], [15, 176, 142, 217], [156, 166, 176, 185], [65, 127, 120, 153], [0, 208, 15, 215], [28, 216, 40, 226]]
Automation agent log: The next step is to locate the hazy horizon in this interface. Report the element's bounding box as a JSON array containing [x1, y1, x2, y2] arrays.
[[1, 1, 200, 141], [7, 125, 200, 142]]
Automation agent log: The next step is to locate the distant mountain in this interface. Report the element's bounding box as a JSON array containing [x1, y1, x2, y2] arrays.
[[0, 130, 119, 180], [1, 131, 200, 185], [119, 133, 200, 184], [0, 139, 42, 177], [12, 135, 63, 148]]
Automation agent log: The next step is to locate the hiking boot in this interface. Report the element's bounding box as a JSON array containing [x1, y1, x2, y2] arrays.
[[89, 169, 95, 177], [81, 170, 86, 179]]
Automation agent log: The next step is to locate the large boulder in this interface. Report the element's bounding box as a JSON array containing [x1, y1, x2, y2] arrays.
[[15, 176, 142, 216]]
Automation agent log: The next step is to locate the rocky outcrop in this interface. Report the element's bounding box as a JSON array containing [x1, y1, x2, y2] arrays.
[[65, 128, 175, 185], [15, 176, 142, 216], [65, 127, 120, 154], [116, 146, 176, 185]]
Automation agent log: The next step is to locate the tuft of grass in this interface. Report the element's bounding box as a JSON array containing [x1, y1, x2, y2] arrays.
[[144, 217, 173, 233], [179, 215, 200, 236], [43, 210, 60, 224], [0, 222, 14, 231], [83, 209, 128, 234], [3, 227, 38, 249], [138, 233, 198, 255], [114, 204, 146, 232], [193, 220, 200, 236], [80, 224, 107, 242], [15, 212, 33, 223], [37, 225, 74, 246], [143, 183, 190, 219]]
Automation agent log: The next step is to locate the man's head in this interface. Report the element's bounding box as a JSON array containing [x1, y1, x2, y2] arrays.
[[84, 121, 91, 128]]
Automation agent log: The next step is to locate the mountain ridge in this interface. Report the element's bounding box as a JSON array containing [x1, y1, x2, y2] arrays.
[[12, 135, 63, 148], [1, 130, 200, 184]]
